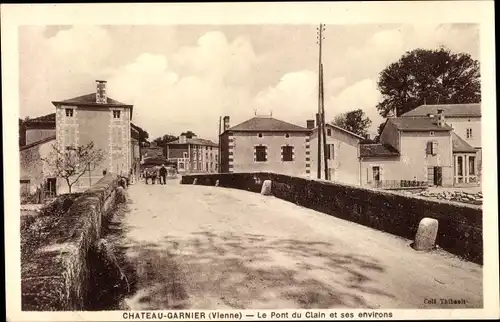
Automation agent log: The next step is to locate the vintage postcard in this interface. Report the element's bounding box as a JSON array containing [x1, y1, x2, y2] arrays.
[[2, 2, 498, 321]]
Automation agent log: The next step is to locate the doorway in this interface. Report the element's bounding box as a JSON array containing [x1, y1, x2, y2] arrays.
[[428, 166, 442, 186]]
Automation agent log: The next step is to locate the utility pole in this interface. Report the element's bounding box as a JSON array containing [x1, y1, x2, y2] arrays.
[[316, 23, 324, 179], [218, 116, 222, 173], [320, 62, 329, 180], [317, 23, 329, 180]]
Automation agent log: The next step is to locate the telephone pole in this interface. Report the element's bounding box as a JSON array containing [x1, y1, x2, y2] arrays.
[[317, 23, 329, 179]]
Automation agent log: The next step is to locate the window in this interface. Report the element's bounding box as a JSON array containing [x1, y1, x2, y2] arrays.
[[426, 141, 438, 155], [193, 151, 197, 159], [179, 162, 184, 169], [183, 152, 187, 158], [469, 156, 476, 175], [325, 144, 335, 160], [65, 108, 74, 117], [457, 156, 463, 176], [282, 146, 293, 161], [113, 110, 121, 119], [372, 166, 380, 182], [327, 128, 332, 136], [466, 128, 473, 139], [199, 162, 202, 170], [206, 162, 208, 171], [430, 131, 435, 136], [206, 152, 208, 159], [255, 146, 267, 162], [194, 162, 197, 170]]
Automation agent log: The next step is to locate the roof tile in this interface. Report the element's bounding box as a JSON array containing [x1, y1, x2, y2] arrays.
[[228, 116, 308, 132], [401, 103, 481, 117], [360, 143, 400, 158], [389, 117, 453, 131]]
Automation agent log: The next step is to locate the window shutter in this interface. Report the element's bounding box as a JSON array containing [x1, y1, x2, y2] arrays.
[[379, 166, 384, 181], [331, 144, 335, 160], [426, 141, 432, 155], [432, 141, 438, 155]]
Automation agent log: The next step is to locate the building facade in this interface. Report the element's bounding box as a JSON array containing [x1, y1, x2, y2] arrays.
[[401, 103, 482, 186], [308, 122, 364, 185], [219, 115, 310, 177], [166, 134, 218, 173], [20, 136, 57, 199], [360, 113, 454, 188]]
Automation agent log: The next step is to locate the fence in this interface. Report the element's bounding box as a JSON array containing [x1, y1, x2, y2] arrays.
[[369, 179, 428, 189]]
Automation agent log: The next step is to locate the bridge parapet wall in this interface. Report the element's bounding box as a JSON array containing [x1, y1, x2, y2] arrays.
[[182, 173, 482, 264], [21, 173, 122, 310]]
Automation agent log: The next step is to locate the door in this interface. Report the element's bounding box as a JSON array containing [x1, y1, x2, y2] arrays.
[[434, 167, 443, 186], [45, 178, 57, 198], [372, 166, 380, 187], [427, 167, 434, 186]]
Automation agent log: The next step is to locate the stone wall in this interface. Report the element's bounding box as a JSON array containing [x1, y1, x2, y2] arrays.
[[21, 173, 122, 310], [181, 172, 483, 264]]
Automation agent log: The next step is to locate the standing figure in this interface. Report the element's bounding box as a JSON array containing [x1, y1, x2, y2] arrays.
[[159, 164, 167, 185]]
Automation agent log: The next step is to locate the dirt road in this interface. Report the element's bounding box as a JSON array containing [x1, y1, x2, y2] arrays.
[[115, 180, 482, 310]]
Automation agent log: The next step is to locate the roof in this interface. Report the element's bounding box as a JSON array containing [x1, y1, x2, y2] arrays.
[[168, 138, 218, 147], [19, 135, 56, 151], [227, 116, 308, 133], [52, 93, 131, 107], [312, 123, 365, 140], [451, 132, 476, 153], [360, 143, 400, 158], [389, 117, 453, 132], [23, 113, 56, 128], [401, 103, 481, 118]]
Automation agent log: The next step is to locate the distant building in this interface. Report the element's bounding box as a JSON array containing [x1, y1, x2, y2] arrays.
[[23, 113, 57, 146], [166, 134, 218, 173], [142, 142, 164, 159], [360, 112, 454, 188], [401, 103, 482, 185], [219, 115, 310, 177]]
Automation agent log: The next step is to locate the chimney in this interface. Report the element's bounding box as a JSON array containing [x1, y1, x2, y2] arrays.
[[223, 116, 230, 131], [306, 119, 315, 129], [179, 134, 187, 144], [96, 80, 107, 104], [437, 109, 445, 127]]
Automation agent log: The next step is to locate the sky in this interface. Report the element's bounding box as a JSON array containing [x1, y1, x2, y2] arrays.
[[19, 24, 479, 141]]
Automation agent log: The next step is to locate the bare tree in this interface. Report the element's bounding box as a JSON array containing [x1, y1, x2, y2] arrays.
[[42, 142, 104, 193]]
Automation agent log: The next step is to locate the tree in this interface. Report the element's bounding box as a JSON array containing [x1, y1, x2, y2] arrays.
[[42, 142, 104, 193], [373, 122, 386, 142], [152, 134, 178, 157], [131, 123, 150, 147], [331, 109, 372, 138], [376, 47, 481, 118], [180, 131, 196, 139], [152, 134, 178, 147]]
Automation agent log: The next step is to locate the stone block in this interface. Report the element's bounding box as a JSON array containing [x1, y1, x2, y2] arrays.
[[413, 218, 439, 251], [261, 180, 272, 196]]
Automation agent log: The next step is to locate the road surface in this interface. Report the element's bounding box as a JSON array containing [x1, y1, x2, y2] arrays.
[[112, 180, 482, 310]]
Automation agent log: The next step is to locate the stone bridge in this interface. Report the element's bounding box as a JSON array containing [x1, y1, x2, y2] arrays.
[[21, 173, 483, 310], [112, 179, 482, 310]]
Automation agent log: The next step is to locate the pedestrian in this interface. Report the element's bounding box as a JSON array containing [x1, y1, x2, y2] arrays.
[[159, 164, 167, 185]]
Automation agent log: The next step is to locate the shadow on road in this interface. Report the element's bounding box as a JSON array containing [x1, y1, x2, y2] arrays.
[[122, 230, 394, 310]]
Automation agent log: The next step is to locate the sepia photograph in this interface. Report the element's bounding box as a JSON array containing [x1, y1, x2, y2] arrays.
[[3, 2, 498, 321]]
